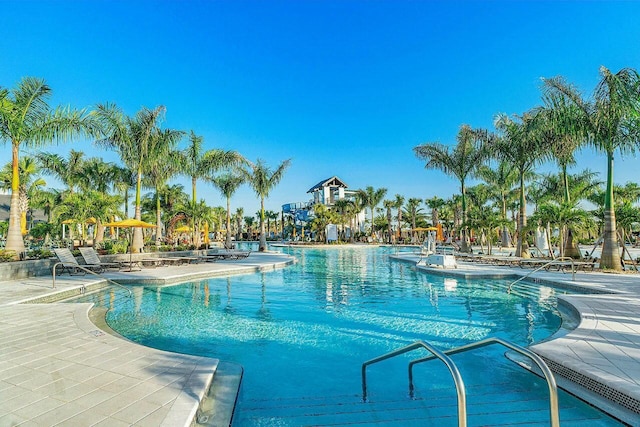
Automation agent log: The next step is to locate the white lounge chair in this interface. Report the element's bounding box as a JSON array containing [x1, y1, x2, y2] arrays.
[[54, 248, 104, 275], [78, 247, 124, 271]]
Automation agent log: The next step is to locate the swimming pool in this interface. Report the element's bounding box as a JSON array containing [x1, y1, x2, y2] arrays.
[[72, 246, 623, 426]]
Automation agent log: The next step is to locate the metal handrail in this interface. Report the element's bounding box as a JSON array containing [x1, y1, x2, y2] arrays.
[[507, 256, 577, 293], [361, 340, 467, 427], [52, 262, 132, 297], [408, 337, 559, 427]]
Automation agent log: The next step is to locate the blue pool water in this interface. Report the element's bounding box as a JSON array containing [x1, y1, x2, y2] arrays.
[[71, 246, 623, 426]]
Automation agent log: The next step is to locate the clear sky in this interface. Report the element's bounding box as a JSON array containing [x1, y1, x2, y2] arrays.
[[1, 0, 639, 216]]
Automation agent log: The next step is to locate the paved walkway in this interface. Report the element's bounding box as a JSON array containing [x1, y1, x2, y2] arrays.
[[392, 252, 640, 425], [0, 252, 294, 427]]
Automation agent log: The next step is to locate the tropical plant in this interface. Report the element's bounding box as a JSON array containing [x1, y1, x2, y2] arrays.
[[211, 173, 245, 249], [356, 186, 387, 239], [242, 158, 291, 251], [144, 128, 184, 245], [394, 194, 404, 242], [542, 66, 640, 270], [94, 103, 166, 253], [0, 77, 99, 257], [493, 112, 553, 257], [383, 199, 395, 244], [0, 156, 46, 234], [403, 197, 425, 243], [414, 124, 489, 252], [178, 131, 243, 242], [477, 161, 519, 247]]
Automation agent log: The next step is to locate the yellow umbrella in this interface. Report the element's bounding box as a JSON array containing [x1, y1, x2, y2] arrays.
[[175, 225, 192, 233], [103, 219, 157, 229], [412, 227, 438, 232], [102, 219, 157, 270]]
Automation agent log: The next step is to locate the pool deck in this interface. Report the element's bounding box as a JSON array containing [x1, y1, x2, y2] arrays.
[[391, 252, 640, 425], [0, 252, 294, 427], [2, 249, 640, 425]]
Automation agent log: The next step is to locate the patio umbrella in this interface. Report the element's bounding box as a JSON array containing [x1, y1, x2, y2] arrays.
[[175, 225, 192, 233], [102, 219, 157, 269]]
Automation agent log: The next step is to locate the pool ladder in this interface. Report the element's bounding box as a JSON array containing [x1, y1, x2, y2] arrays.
[[361, 337, 559, 427]]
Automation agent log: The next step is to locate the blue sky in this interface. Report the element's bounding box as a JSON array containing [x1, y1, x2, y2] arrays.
[[1, 0, 640, 215]]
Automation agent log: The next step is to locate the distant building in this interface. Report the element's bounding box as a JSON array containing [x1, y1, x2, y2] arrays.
[[282, 176, 366, 237]]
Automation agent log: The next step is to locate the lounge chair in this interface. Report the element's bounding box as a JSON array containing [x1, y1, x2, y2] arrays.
[[78, 247, 124, 271], [53, 248, 104, 275]]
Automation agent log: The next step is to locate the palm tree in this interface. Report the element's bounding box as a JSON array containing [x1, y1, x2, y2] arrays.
[[477, 162, 519, 248], [0, 157, 46, 235], [234, 207, 244, 241], [0, 77, 99, 257], [414, 124, 489, 252], [332, 198, 353, 242], [493, 112, 552, 257], [211, 173, 245, 249], [36, 150, 88, 193], [404, 197, 424, 243], [356, 186, 387, 240], [394, 194, 405, 242], [542, 66, 640, 270], [144, 128, 184, 245], [383, 199, 395, 243], [242, 158, 291, 251], [94, 103, 166, 253], [113, 165, 136, 218], [179, 131, 243, 242]]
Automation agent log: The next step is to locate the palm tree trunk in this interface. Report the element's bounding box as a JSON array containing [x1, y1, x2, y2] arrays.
[[225, 197, 233, 249], [516, 173, 530, 258], [600, 151, 622, 270], [460, 181, 470, 252], [259, 198, 267, 251], [5, 144, 25, 258], [155, 191, 162, 246], [132, 169, 144, 252]]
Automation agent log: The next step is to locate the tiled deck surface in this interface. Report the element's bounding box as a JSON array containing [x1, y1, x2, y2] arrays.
[[0, 252, 294, 426], [393, 252, 640, 424]]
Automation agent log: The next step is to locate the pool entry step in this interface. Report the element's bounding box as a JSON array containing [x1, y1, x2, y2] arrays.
[[238, 386, 616, 426]]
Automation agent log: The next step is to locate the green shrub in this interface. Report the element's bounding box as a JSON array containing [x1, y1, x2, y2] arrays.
[[0, 250, 16, 262], [26, 249, 54, 260]]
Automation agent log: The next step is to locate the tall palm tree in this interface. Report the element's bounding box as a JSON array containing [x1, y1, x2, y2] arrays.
[[0, 157, 46, 235], [113, 165, 136, 218], [333, 198, 353, 242], [145, 128, 184, 245], [394, 194, 404, 242], [179, 131, 243, 243], [356, 186, 387, 240], [211, 173, 245, 249], [493, 112, 552, 257], [476, 162, 519, 248], [94, 103, 166, 253], [234, 207, 244, 241], [242, 158, 291, 251], [383, 199, 395, 243], [0, 77, 99, 256], [404, 197, 424, 243], [36, 150, 88, 194], [543, 66, 640, 270], [414, 124, 489, 252]]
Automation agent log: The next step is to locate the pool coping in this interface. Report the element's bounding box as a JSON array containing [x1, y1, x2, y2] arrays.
[[391, 252, 640, 425]]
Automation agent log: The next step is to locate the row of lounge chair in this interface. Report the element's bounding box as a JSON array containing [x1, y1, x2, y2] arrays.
[[53, 247, 251, 275], [454, 253, 597, 272]]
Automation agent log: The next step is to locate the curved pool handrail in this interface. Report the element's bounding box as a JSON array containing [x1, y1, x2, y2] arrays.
[[361, 340, 467, 427], [507, 256, 577, 293], [408, 337, 559, 427]]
